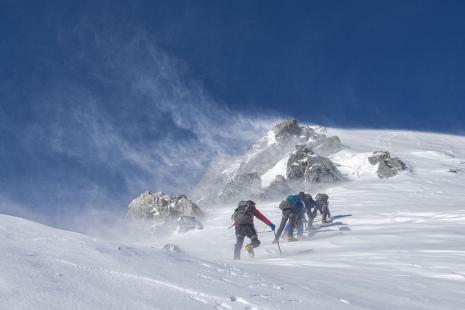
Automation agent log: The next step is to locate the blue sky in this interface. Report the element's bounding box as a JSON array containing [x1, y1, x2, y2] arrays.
[[1, 1, 464, 226]]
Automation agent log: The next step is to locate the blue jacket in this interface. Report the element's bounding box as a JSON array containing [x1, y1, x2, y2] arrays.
[[287, 195, 303, 210]]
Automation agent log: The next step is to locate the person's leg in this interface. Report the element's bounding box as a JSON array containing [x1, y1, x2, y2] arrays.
[[322, 205, 330, 223], [250, 235, 261, 248], [243, 225, 259, 257], [297, 218, 304, 236], [234, 226, 246, 260], [322, 213, 327, 224], [275, 212, 290, 240], [307, 208, 316, 229], [287, 211, 297, 238], [246, 225, 261, 248], [297, 208, 305, 236]]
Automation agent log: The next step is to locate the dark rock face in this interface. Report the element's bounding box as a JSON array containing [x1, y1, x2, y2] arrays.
[[368, 151, 407, 178], [219, 173, 262, 202], [272, 119, 302, 142], [128, 191, 203, 235], [287, 146, 308, 179], [287, 146, 344, 183], [305, 156, 345, 183], [237, 119, 310, 176]]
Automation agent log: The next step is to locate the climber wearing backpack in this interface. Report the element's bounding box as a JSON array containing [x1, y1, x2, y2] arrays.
[[283, 192, 312, 237], [314, 193, 331, 224], [274, 194, 303, 242], [231, 200, 275, 260]]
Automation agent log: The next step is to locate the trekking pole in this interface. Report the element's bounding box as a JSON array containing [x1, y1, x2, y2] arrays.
[[273, 231, 283, 257]]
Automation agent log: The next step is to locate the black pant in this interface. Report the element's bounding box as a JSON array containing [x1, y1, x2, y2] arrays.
[[275, 208, 297, 240], [234, 224, 260, 259]]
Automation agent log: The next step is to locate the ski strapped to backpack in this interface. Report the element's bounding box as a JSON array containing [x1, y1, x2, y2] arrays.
[[231, 200, 256, 225]]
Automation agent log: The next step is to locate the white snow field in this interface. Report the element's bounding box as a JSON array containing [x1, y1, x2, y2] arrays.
[[2, 129, 465, 309]]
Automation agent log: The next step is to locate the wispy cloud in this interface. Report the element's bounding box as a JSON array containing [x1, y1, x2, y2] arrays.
[[1, 24, 277, 230]]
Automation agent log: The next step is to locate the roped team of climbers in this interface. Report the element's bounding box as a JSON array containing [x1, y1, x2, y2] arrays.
[[231, 192, 331, 259]]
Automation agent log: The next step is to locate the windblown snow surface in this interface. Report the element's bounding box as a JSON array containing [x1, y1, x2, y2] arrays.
[[2, 129, 465, 309]]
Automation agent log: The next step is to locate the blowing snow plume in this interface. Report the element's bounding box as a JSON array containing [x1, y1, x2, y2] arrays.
[[0, 25, 275, 234]]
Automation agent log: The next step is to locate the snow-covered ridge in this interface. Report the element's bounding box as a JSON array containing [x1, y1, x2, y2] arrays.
[[192, 119, 407, 203], [3, 127, 465, 309]]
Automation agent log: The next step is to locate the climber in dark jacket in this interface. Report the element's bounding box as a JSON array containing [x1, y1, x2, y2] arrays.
[[231, 200, 275, 260], [300, 192, 318, 230], [314, 193, 331, 224]]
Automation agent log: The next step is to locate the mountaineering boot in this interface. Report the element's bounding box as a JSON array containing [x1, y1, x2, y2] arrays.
[[283, 235, 298, 242], [244, 244, 255, 257]]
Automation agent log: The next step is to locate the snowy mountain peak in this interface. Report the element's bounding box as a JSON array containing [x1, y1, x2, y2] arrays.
[[192, 119, 405, 204]]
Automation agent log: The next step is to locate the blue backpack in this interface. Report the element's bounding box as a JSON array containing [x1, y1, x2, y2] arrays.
[[279, 195, 301, 210]]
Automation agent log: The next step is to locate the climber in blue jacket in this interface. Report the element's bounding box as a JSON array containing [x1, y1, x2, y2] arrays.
[[274, 194, 303, 242], [284, 192, 316, 237]]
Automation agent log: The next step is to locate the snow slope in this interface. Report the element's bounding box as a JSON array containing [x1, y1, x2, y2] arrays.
[[2, 129, 465, 309]]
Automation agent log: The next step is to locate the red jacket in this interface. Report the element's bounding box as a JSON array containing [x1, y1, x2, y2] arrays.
[[252, 208, 272, 225]]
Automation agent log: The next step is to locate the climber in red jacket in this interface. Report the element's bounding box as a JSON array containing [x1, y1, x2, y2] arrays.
[[231, 200, 275, 259]]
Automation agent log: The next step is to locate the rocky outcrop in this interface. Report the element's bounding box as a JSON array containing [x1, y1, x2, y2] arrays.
[[236, 120, 309, 176], [287, 146, 344, 183], [272, 119, 302, 142], [368, 151, 407, 178], [219, 173, 262, 202], [128, 191, 203, 235], [162, 244, 182, 253], [192, 119, 347, 205]]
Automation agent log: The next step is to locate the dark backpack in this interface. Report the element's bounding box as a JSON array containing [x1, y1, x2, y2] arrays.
[[279, 199, 293, 210], [315, 193, 329, 204], [232, 201, 255, 225]]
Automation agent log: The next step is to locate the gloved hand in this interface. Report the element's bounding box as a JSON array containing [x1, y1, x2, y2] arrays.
[[269, 223, 276, 231]]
